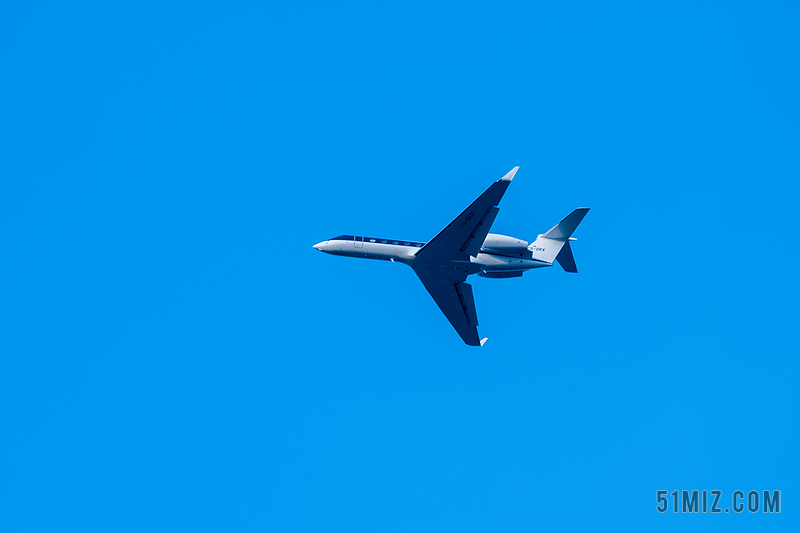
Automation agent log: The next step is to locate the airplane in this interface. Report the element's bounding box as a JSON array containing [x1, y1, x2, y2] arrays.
[[313, 167, 588, 346]]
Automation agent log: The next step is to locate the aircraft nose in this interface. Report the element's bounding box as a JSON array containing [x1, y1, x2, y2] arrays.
[[313, 241, 325, 251]]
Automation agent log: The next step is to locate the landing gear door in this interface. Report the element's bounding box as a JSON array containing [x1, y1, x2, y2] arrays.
[[354, 235, 364, 248]]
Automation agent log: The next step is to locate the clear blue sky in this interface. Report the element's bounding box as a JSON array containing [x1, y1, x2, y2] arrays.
[[1, 2, 798, 531]]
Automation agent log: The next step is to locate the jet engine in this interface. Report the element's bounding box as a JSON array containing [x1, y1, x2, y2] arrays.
[[480, 234, 530, 258]]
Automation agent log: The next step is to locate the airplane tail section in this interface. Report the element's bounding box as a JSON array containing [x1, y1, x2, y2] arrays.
[[555, 241, 578, 273], [528, 208, 589, 271]]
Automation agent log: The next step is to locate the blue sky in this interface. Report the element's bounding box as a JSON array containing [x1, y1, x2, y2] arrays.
[[1, 2, 798, 531]]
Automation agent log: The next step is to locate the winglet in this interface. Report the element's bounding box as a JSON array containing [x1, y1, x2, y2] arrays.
[[480, 337, 488, 346], [500, 167, 519, 182]]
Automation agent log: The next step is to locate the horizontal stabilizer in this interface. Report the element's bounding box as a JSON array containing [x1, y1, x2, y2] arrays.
[[543, 208, 589, 241], [556, 241, 578, 273]]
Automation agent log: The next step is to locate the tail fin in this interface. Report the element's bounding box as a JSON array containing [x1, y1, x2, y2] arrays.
[[528, 208, 589, 271]]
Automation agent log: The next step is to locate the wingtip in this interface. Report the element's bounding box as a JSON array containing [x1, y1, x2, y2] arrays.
[[480, 337, 488, 346], [500, 167, 519, 182]]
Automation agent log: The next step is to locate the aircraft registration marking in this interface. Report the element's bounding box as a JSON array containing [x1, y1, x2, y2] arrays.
[[459, 211, 476, 228]]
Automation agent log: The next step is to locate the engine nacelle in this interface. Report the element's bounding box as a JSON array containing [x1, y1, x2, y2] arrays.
[[480, 234, 530, 257]]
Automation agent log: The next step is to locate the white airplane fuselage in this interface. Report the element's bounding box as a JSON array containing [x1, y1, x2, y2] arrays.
[[313, 235, 551, 277]]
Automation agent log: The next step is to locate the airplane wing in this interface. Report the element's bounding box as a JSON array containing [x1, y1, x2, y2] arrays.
[[414, 267, 485, 347], [415, 167, 518, 263], [412, 168, 518, 346]]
